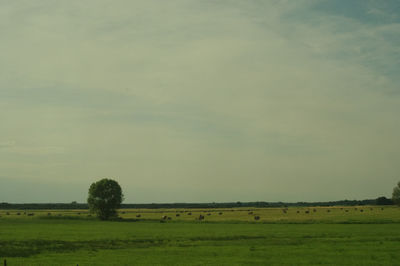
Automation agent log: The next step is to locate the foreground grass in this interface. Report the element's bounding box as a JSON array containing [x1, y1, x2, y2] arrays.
[[0, 206, 400, 265]]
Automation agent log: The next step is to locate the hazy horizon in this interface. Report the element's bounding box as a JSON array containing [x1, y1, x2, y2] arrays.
[[1, 0, 399, 204]]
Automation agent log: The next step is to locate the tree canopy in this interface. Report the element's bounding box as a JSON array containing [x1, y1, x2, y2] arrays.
[[87, 178, 124, 220], [376, 196, 393, 205], [393, 181, 400, 206]]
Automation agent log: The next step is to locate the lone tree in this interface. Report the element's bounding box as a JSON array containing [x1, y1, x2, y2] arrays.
[[87, 178, 124, 220], [393, 181, 400, 206]]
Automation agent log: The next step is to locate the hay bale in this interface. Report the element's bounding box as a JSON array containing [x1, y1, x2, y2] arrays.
[[345, 210, 349, 212], [305, 210, 310, 214], [296, 210, 300, 213], [254, 216, 260, 220], [136, 214, 141, 218], [327, 209, 330, 213], [162, 215, 168, 220], [248, 211, 253, 215], [188, 212, 192, 215], [176, 214, 180, 217], [17, 212, 21, 215], [360, 209, 364, 212], [6, 212, 10, 215], [198, 214, 205, 220], [313, 209, 317, 212]]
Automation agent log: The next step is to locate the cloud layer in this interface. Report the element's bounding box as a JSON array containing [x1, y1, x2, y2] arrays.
[[1, 0, 399, 203]]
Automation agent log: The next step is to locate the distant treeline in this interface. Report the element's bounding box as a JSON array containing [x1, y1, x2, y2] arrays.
[[0, 197, 394, 210]]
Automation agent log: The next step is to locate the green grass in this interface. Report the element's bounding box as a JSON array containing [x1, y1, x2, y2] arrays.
[[2, 205, 399, 223], [1, 206, 400, 265]]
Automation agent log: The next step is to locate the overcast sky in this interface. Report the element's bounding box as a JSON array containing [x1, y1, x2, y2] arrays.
[[1, 0, 399, 203]]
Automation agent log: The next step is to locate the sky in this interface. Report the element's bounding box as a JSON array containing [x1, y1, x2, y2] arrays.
[[1, 0, 400, 203]]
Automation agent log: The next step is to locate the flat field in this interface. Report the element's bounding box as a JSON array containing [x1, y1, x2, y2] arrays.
[[1, 206, 400, 265]]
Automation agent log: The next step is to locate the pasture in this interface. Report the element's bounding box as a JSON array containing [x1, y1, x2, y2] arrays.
[[1, 206, 400, 265]]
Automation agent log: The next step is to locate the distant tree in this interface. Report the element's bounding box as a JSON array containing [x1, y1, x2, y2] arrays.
[[375, 196, 393, 205], [87, 178, 124, 220], [393, 181, 400, 206]]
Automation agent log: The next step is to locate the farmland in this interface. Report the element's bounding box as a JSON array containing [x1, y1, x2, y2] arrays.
[[1, 206, 400, 265]]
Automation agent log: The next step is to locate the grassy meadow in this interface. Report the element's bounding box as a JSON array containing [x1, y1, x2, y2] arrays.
[[1, 206, 400, 265]]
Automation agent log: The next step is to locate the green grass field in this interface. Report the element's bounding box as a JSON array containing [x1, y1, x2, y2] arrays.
[[1, 206, 400, 265]]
